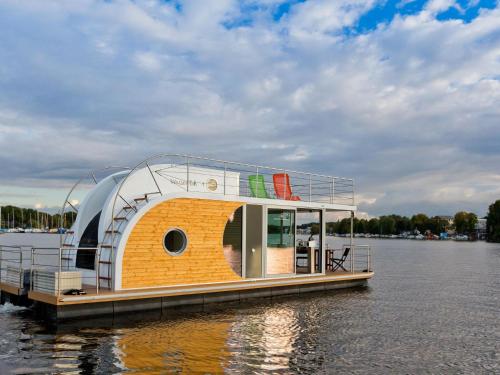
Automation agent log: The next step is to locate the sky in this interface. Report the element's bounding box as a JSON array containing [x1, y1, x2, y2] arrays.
[[0, 0, 499, 218]]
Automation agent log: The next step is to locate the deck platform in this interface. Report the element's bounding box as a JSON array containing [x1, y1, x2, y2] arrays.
[[21, 271, 373, 320], [0, 282, 25, 296]]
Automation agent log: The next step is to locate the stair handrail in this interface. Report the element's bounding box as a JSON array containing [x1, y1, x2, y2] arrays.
[[58, 166, 131, 248]]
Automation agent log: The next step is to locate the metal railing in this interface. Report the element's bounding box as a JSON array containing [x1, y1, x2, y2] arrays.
[[349, 244, 372, 273], [59, 166, 131, 246], [1, 243, 371, 298], [30, 247, 100, 296], [326, 244, 372, 273], [114, 154, 355, 210], [0, 245, 32, 290], [0, 246, 100, 297]]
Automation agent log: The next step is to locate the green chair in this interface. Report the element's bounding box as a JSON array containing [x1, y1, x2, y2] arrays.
[[248, 175, 271, 199]]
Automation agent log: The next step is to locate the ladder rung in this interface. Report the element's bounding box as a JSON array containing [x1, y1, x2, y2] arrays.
[[114, 217, 127, 221], [100, 245, 114, 249], [61, 257, 72, 261], [62, 243, 74, 247], [105, 230, 120, 234], [99, 276, 111, 280], [123, 206, 135, 210], [134, 197, 147, 202], [99, 261, 112, 264], [66, 231, 74, 234]]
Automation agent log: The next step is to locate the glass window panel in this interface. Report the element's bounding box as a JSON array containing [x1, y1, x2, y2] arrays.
[[267, 209, 295, 275]]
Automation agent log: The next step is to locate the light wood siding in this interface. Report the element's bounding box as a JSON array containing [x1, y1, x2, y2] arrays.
[[122, 198, 244, 289]]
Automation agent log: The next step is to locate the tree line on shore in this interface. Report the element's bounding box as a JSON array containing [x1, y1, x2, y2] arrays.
[[321, 200, 500, 242], [2, 200, 500, 243], [324, 212, 478, 236], [486, 200, 500, 243]]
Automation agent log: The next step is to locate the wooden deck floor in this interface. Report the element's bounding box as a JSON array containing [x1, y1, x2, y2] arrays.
[[26, 271, 373, 306]]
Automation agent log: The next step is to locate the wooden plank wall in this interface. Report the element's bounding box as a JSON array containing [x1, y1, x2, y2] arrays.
[[122, 198, 244, 289]]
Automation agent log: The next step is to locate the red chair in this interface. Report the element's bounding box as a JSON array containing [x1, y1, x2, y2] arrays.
[[273, 173, 301, 201]]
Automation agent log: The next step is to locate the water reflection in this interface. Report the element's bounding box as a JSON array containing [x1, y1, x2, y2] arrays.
[[115, 319, 232, 373], [112, 305, 301, 373], [227, 305, 300, 373]]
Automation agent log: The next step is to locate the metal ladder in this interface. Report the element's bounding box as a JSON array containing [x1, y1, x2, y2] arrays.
[[97, 192, 161, 289], [60, 229, 76, 270]]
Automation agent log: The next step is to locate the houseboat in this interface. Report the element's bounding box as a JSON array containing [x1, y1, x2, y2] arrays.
[[0, 154, 372, 320]]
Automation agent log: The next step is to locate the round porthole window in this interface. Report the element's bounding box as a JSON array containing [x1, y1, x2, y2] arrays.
[[163, 228, 188, 256]]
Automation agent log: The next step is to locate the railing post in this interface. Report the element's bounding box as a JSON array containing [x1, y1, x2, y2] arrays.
[[255, 167, 259, 197], [58, 247, 62, 299], [95, 247, 100, 295], [111, 249, 114, 292], [186, 156, 190, 192], [146, 161, 162, 195], [283, 169, 286, 199], [368, 245, 371, 272], [366, 246, 368, 272], [350, 211, 354, 273], [223, 162, 227, 196], [30, 247, 34, 292], [19, 248, 23, 289]]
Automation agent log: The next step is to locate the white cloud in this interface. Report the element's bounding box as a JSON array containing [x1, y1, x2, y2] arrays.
[[425, 0, 457, 13], [286, 0, 377, 37], [133, 51, 162, 71]]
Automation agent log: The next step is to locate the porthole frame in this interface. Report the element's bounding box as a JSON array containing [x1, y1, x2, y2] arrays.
[[163, 227, 188, 256]]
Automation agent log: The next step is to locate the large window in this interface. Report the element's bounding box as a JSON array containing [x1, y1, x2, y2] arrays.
[[267, 209, 295, 247], [266, 209, 295, 275], [76, 211, 101, 270]]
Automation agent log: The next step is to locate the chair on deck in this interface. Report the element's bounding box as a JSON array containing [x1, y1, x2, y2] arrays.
[[273, 173, 301, 201], [329, 247, 350, 272], [248, 175, 271, 199]]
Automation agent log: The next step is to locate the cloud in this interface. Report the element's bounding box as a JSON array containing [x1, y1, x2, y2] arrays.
[[425, 0, 458, 13], [0, 0, 499, 217], [285, 0, 377, 37]]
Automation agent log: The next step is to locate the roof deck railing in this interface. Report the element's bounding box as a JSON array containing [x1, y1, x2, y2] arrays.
[[116, 154, 355, 207]]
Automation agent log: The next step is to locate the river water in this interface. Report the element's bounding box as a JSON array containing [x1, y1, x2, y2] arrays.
[[0, 235, 499, 374]]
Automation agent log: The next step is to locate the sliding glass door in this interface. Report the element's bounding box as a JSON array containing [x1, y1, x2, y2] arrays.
[[296, 209, 323, 274], [266, 208, 295, 276]]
